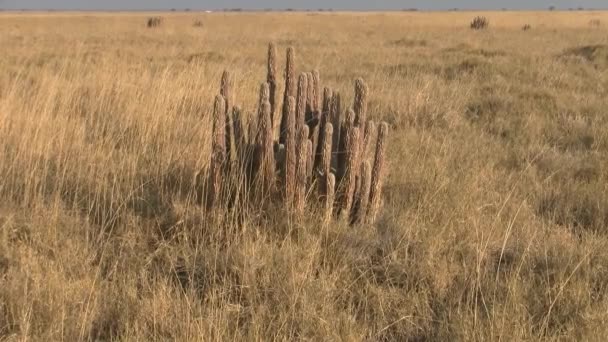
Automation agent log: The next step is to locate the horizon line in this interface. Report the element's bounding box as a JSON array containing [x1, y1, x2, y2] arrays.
[[2, 8, 608, 12]]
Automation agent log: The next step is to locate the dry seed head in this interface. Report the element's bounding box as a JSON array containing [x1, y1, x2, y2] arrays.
[[294, 125, 311, 215], [362, 120, 377, 164], [306, 139, 314, 184], [297, 125, 310, 165], [284, 47, 296, 98], [320, 123, 333, 177], [207, 94, 227, 210], [330, 92, 342, 169], [305, 72, 315, 125], [353, 161, 372, 224], [267, 43, 278, 127], [226, 106, 237, 168], [317, 123, 333, 197], [259, 82, 270, 106], [344, 107, 355, 127], [312, 70, 321, 114], [337, 108, 356, 184], [353, 78, 368, 129], [256, 99, 276, 194], [310, 125, 320, 173], [211, 95, 227, 159], [220, 71, 233, 114], [220, 71, 234, 168], [314, 88, 332, 171], [296, 73, 308, 132], [322, 87, 333, 117], [338, 126, 361, 217], [283, 96, 297, 205], [368, 122, 389, 223], [280, 47, 296, 144]]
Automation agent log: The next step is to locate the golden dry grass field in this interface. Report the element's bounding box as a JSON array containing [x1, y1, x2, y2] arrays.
[[2, 10, 608, 341]]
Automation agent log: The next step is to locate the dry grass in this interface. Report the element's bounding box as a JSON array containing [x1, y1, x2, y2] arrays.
[[2, 10, 608, 341]]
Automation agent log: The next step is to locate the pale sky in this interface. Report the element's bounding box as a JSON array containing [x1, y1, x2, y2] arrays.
[[1, 0, 606, 11]]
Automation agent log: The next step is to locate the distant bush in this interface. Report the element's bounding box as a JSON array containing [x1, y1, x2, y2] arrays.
[[522, 24, 532, 31], [470, 16, 489, 30], [147, 17, 162, 28]]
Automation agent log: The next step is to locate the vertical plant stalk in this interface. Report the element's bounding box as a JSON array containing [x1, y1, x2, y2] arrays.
[[295, 73, 308, 133], [226, 107, 237, 168], [337, 108, 355, 186], [306, 139, 314, 186], [220, 70, 233, 112], [305, 72, 315, 125], [245, 115, 258, 182], [267, 43, 278, 131], [279, 47, 296, 144], [368, 122, 389, 223], [221, 71, 234, 168], [329, 92, 341, 170], [362, 120, 377, 164], [322, 87, 333, 118], [232, 106, 246, 159], [207, 95, 227, 210], [317, 123, 333, 197], [231, 106, 248, 207], [295, 125, 310, 216], [352, 161, 372, 224], [312, 70, 321, 113], [254, 83, 275, 195], [283, 96, 297, 206], [324, 173, 336, 225], [338, 125, 360, 217], [310, 125, 320, 175], [353, 78, 368, 132], [314, 87, 333, 171]]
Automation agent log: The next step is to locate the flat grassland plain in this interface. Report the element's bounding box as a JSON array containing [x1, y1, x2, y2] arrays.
[[1, 11, 608, 341]]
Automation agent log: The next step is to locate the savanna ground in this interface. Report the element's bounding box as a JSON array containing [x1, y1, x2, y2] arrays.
[[1, 10, 608, 341]]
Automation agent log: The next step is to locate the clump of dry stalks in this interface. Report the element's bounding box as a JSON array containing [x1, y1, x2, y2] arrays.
[[202, 43, 389, 225], [147, 16, 163, 28]]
